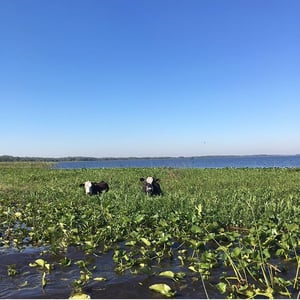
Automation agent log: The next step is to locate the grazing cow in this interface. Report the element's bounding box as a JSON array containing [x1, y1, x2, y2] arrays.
[[140, 177, 162, 196], [80, 181, 109, 195]]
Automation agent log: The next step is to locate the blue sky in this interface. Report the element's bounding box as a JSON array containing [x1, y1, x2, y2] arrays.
[[1, 0, 299, 157]]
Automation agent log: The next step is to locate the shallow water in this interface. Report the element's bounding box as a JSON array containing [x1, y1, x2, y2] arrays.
[[0, 246, 215, 299], [0, 245, 299, 299]]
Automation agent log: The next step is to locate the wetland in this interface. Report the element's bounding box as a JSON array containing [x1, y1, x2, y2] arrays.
[[0, 163, 299, 298]]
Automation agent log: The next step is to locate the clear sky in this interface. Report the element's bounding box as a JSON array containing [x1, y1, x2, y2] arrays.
[[1, 0, 299, 157]]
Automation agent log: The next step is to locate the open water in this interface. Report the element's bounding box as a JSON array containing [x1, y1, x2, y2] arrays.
[[53, 155, 300, 169]]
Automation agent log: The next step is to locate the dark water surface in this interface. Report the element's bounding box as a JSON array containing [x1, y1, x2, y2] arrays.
[[1, 245, 298, 299], [0, 246, 220, 299], [53, 155, 300, 169]]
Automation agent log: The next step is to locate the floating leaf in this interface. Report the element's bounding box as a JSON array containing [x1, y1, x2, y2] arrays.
[[216, 282, 227, 294], [188, 266, 197, 273], [159, 270, 175, 279], [125, 240, 136, 246], [18, 281, 28, 288], [35, 259, 46, 267], [93, 277, 106, 281], [160, 271, 186, 282], [29, 259, 52, 271], [149, 283, 175, 297], [29, 259, 45, 268], [42, 272, 47, 288], [69, 292, 91, 299], [176, 272, 186, 280]]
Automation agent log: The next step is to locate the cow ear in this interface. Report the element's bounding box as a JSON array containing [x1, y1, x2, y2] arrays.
[[79, 183, 84, 187], [155, 178, 160, 182], [140, 178, 145, 182]]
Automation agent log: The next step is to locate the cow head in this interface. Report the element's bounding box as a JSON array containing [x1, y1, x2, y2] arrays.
[[80, 181, 93, 195], [80, 180, 109, 195], [140, 177, 162, 196]]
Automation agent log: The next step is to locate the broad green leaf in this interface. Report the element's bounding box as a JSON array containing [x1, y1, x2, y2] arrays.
[[149, 283, 175, 297], [263, 248, 270, 259], [125, 240, 136, 246], [29, 259, 45, 268], [141, 237, 151, 246], [69, 292, 91, 299], [216, 282, 227, 294], [159, 270, 175, 279], [29, 259, 52, 271], [191, 225, 201, 233], [188, 266, 197, 273], [94, 277, 106, 281], [232, 247, 241, 258], [135, 215, 145, 223], [35, 259, 46, 267]]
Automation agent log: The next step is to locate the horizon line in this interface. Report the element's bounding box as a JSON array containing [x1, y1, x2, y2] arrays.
[[1, 153, 300, 161]]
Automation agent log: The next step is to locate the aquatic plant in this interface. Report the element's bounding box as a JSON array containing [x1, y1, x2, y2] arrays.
[[0, 164, 300, 298]]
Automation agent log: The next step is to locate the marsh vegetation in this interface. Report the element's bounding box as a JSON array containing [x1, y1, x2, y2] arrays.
[[0, 163, 299, 298]]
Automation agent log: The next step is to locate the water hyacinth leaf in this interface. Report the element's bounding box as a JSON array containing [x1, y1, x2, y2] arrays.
[[232, 247, 241, 258], [176, 272, 186, 280], [263, 248, 270, 259], [188, 266, 197, 273], [42, 272, 47, 288], [149, 283, 176, 297], [159, 270, 175, 279], [216, 282, 227, 294], [35, 259, 46, 267], [141, 237, 151, 247], [191, 225, 201, 233], [93, 277, 107, 281], [135, 214, 145, 223], [125, 240, 136, 246], [29, 259, 47, 268], [69, 292, 91, 299], [60, 257, 72, 266], [178, 255, 184, 265], [15, 212, 22, 218]]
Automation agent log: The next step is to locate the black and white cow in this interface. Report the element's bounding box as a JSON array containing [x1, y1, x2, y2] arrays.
[[140, 177, 162, 196], [80, 181, 109, 195]]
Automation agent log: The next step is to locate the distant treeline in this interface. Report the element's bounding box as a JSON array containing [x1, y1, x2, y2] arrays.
[[0, 155, 101, 162], [0, 155, 174, 162], [1, 154, 299, 163]]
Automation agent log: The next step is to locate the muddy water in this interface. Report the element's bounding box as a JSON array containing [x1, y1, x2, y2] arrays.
[[0, 246, 298, 298]]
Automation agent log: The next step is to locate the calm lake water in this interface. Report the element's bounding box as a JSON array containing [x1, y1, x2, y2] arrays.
[[53, 155, 300, 169]]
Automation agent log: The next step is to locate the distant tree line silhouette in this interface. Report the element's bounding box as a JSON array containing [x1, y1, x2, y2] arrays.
[[0, 155, 99, 162]]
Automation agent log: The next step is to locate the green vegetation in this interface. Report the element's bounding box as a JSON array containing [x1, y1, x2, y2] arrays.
[[0, 164, 300, 298]]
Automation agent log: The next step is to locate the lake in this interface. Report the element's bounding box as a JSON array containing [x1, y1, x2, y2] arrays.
[[53, 155, 300, 169]]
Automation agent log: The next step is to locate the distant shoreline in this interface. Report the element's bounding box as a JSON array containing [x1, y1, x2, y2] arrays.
[[1, 154, 299, 162]]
